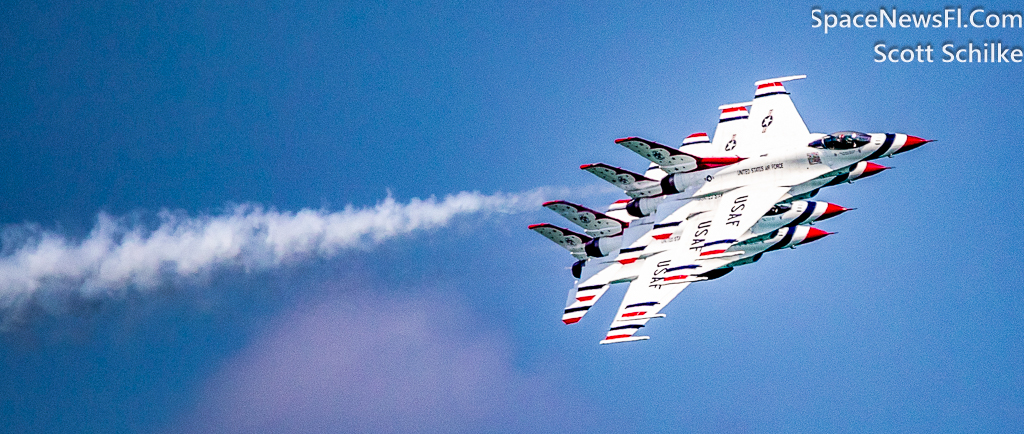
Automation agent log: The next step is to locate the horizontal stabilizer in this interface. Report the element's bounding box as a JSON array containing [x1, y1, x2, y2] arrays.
[[580, 163, 661, 198], [528, 223, 591, 260], [616, 137, 744, 173], [543, 200, 628, 237], [615, 137, 699, 173]]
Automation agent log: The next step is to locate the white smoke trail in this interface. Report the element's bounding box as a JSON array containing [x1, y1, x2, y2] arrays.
[[0, 189, 552, 307]]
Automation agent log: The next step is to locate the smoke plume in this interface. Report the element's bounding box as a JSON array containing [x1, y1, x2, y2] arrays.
[[0, 189, 550, 308]]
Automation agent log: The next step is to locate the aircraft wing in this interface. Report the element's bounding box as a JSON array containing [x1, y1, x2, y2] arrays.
[[562, 248, 650, 324], [562, 259, 619, 324], [598, 205, 717, 344], [593, 179, 794, 344], [599, 248, 704, 344], [698, 185, 791, 259], [746, 76, 810, 151]]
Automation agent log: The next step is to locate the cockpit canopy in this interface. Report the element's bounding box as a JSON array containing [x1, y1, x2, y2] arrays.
[[764, 203, 791, 216], [808, 131, 872, 150]]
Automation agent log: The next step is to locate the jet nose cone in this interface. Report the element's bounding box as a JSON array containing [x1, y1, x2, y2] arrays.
[[862, 162, 890, 177], [817, 203, 850, 221], [799, 227, 833, 245], [894, 135, 931, 155], [905, 135, 930, 147]]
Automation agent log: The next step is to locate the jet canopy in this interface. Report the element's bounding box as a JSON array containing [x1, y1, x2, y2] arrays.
[[764, 203, 791, 216], [809, 131, 871, 150]]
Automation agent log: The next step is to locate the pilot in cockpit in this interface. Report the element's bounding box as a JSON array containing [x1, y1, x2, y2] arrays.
[[808, 131, 872, 149]]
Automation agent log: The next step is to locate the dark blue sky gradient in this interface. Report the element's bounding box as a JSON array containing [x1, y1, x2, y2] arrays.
[[2, 1, 1023, 432]]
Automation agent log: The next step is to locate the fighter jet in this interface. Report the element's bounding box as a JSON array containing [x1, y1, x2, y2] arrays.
[[603, 76, 929, 343], [531, 76, 929, 343]]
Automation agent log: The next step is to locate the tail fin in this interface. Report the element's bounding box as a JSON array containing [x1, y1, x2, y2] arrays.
[[528, 223, 592, 260], [580, 163, 662, 198], [710, 102, 754, 156], [643, 162, 667, 180], [543, 200, 628, 238], [681, 132, 711, 147], [747, 75, 810, 151]]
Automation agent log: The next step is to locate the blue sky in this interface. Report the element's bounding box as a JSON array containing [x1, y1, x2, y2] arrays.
[[2, 0, 1023, 432]]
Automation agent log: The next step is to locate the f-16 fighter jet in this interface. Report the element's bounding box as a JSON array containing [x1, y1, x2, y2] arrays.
[[531, 76, 929, 343]]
